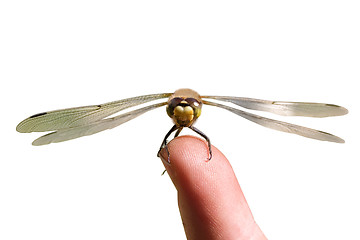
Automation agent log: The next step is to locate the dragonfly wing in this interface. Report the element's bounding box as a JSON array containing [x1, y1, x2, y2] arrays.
[[203, 100, 345, 143], [202, 96, 348, 117], [17, 93, 171, 133], [32, 102, 167, 146]]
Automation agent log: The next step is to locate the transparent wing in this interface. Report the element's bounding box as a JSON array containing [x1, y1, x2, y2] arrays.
[[203, 100, 345, 143], [32, 102, 167, 146], [202, 96, 348, 118], [17, 93, 171, 133]]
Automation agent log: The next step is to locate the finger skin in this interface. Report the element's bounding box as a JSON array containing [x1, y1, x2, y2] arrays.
[[159, 136, 266, 240]]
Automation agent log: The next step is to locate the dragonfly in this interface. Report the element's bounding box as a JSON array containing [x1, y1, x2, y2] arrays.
[[16, 88, 348, 160]]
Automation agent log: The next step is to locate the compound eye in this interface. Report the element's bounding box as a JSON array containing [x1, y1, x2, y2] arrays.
[[185, 98, 201, 108], [166, 97, 183, 117]]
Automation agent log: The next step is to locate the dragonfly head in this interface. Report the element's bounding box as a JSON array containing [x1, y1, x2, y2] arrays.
[[166, 96, 202, 127]]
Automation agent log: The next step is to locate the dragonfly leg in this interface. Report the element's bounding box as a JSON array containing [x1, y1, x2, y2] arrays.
[[189, 126, 212, 160], [174, 127, 183, 138], [157, 125, 179, 162]]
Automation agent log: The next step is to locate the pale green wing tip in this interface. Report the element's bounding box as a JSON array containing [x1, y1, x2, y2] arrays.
[[32, 139, 45, 146], [16, 121, 26, 133], [16, 125, 21, 133], [327, 134, 345, 143], [31, 134, 52, 146], [341, 107, 349, 116], [332, 105, 348, 116]]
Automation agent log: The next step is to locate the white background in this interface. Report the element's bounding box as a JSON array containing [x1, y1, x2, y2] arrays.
[[1, 1, 359, 239]]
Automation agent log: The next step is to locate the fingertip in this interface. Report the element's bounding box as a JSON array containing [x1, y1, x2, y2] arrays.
[[159, 135, 223, 187], [159, 135, 262, 239]]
